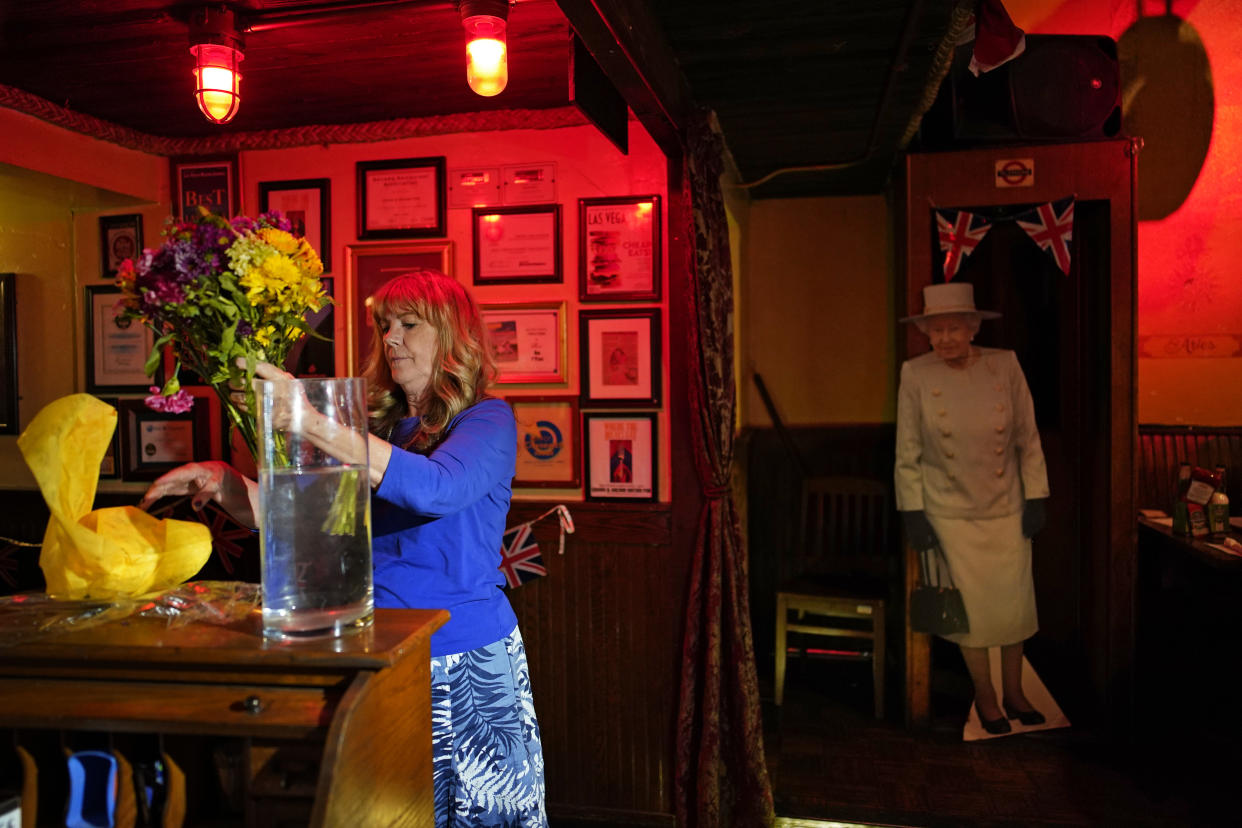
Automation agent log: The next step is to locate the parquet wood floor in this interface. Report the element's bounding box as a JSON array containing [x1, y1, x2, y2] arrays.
[[765, 658, 1235, 827]]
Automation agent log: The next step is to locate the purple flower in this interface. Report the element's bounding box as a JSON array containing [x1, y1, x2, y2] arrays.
[[236, 320, 253, 338], [144, 388, 195, 414]]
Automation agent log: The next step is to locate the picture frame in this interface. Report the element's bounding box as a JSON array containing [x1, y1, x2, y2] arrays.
[[472, 205, 562, 285], [502, 162, 557, 204], [85, 284, 158, 394], [583, 412, 657, 502], [285, 276, 335, 379], [344, 240, 453, 374], [508, 395, 581, 489], [171, 155, 238, 219], [99, 214, 143, 277], [448, 167, 501, 209], [357, 156, 447, 239], [579, 308, 662, 407], [117, 397, 211, 482], [259, 178, 332, 271], [96, 397, 121, 480], [0, 273, 17, 435], [481, 301, 567, 385], [578, 194, 662, 301]]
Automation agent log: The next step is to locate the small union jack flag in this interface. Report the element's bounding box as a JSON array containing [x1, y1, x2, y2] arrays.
[[498, 522, 547, 589], [1016, 197, 1075, 275], [936, 209, 992, 281]]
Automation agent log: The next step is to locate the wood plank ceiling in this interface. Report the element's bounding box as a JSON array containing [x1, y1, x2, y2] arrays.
[[0, 0, 962, 196]]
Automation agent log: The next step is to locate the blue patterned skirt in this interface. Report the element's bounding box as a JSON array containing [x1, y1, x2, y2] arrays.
[[430, 625, 547, 827]]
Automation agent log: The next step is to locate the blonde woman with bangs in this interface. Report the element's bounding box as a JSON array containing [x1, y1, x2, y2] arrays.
[[141, 269, 547, 827]]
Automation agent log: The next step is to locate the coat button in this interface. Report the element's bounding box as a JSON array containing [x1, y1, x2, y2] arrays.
[[932, 388, 942, 396], [947, 472, 956, 481], [945, 450, 955, 458], [995, 403, 1005, 412], [938, 409, 947, 417], [994, 425, 1005, 434], [941, 429, 952, 438], [995, 468, 1005, 477], [994, 446, 1004, 455], [995, 384, 1003, 392]]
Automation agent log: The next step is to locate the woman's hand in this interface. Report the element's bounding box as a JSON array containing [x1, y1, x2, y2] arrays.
[[138, 461, 259, 529], [900, 510, 940, 551], [239, 360, 320, 436]]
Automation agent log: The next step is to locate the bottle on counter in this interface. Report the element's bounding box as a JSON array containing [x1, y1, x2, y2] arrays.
[[1208, 465, 1230, 539], [1172, 462, 1192, 535]]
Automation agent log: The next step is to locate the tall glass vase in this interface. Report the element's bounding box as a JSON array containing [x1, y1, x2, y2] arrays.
[[255, 377, 373, 640]]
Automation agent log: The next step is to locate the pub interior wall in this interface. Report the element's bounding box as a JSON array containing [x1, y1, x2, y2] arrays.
[[0, 112, 671, 496]]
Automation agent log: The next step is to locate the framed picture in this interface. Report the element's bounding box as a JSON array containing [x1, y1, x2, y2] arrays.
[[472, 205, 562, 285], [85, 285, 157, 393], [502, 162, 557, 204], [259, 178, 332, 271], [99, 214, 143, 277], [579, 308, 662, 407], [481, 302, 566, 384], [171, 155, 238, 219], [509, 395, 581, 488], [579, 194, 661, 301], [96, 397, 121, 480], [0, 273, 16, 435], [583, 412, 657, 502], [117, 397, 211, 482], [285, 276, 335, 379], [357, 156, 447, 239], [344, 241, 453, 374]]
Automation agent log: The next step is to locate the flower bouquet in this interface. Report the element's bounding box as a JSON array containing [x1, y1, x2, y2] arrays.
[[116, 208, 327, 458]]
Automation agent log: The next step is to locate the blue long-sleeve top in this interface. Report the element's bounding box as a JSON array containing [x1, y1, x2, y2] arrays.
[[371, 396, 517, 656]]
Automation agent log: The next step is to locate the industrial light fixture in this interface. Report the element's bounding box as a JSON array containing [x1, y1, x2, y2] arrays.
[[189, 6, 244, 124], [458, 0, 509, 97]]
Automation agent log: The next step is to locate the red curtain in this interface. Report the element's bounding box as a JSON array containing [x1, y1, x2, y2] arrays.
[[674, 109, 775, 828]]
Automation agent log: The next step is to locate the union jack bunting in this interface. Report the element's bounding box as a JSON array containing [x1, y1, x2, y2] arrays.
[[498, 522, 547, 589], [1016, 197, 1075, 275], [936, 208, 992, 281]]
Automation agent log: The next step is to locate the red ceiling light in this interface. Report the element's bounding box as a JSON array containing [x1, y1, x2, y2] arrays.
[[459, 0, 509, 97], [189, 6, 244, 124]]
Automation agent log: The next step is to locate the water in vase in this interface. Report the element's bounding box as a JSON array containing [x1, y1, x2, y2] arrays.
[[259, 464, 373, 639]]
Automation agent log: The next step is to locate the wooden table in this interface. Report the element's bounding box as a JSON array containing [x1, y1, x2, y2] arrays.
[[0, 606, 447, 828]]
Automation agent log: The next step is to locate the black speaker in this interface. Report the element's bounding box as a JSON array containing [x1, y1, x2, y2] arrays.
[[919, 34, 1122, 147]]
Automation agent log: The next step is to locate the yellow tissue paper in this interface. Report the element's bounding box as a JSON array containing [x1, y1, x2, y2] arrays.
[[16, 394, 212, 599]]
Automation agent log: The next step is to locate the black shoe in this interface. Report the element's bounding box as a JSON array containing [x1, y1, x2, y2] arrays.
[[976, 705, 1012, 735], [1003, 702, 1046, 726]]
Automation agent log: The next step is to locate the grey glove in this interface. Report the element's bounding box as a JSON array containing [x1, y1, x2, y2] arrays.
[[1022, 498, 1048, 538], [900, 510, 939, 552]]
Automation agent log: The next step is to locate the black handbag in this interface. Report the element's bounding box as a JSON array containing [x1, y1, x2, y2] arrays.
[[910, 545, 970, 636]]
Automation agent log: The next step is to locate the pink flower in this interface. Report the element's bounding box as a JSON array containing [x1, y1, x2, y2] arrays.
[[144, 387, 195, 414]]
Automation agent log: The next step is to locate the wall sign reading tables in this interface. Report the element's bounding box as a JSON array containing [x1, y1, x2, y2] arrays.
[[357, 157, 447, 239], [579, 195, 661, 301]]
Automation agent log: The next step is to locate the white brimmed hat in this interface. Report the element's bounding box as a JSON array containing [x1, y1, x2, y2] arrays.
[[899, 282, 1001, 324]]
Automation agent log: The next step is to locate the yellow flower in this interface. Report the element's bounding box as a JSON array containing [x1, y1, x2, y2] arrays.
[[258, 227, 298, 255]]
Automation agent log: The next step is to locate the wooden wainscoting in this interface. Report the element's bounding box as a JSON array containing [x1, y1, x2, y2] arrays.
[[505, 501, 683, 824]]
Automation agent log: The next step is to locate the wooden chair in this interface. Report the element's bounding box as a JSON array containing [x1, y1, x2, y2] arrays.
[[775, 476, 895, 718]]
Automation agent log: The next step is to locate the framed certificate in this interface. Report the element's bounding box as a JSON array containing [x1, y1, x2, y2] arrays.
[[357, 156, 447, 239], [343, 241, 454, 374], [118, 397, 211, 482], [96, 396, 121, 480], [579, 195, 661, 301], [472, 205, 562, 285], [85, 284, 157, 393], [583, 412, 657, 502], [579, 308, 661, 407], [99, 214, 143, 277], [481, 302, 567, 384], [508, 395, 581, 488], [171, 155, 238, 219], [259, 178, 332, 271]]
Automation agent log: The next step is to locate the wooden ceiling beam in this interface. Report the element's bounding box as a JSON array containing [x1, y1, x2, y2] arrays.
[[553, 0, 694, 157]]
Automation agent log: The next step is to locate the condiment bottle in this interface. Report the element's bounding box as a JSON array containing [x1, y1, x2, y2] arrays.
[[1173, 462, 1192, 535], [1208, 465, 1230, 539]]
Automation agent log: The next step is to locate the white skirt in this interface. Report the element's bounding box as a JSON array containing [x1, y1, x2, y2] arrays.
[[925, 512, 1037, 647]]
